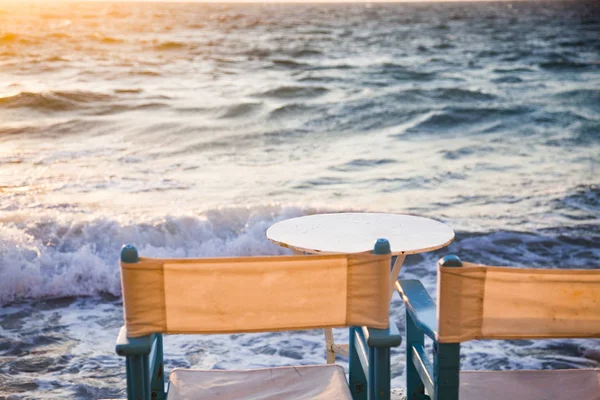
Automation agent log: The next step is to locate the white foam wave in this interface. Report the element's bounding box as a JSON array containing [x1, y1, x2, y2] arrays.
[[2, 203, 596, 304], [0, 206, 310, 304]]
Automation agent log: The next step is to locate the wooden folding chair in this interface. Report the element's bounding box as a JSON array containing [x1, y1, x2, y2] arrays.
[[115, 239, 402, 400], [398, 255, 600, 400]]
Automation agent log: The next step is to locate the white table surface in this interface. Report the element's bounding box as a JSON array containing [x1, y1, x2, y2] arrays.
[[267, 212, 455, 255]]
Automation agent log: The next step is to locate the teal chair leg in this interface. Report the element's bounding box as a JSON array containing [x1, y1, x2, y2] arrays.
[[372, 347, 391, 400], [350, 324, 400, 400], [150, 334, 165, 400], [126, 355, 149, 400], [368, 347, 376, 400], [349, 327, 368, 400], [116, 328, 165, 400], [433, 342, 460, 400], [406, 310, 425, 400], [362, 323, 402, 400]]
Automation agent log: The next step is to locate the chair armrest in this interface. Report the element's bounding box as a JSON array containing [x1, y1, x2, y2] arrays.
[[115, 326, 155, 356], [361, 322, 402, 348], [398, 280, 438, 340]]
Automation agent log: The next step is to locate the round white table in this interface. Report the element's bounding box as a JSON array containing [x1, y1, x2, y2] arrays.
[[267, 212, 455, 363], [267, 212, 454, 255]]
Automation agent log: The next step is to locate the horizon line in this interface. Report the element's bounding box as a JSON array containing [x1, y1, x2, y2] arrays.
[[0, 0, 570, 4]]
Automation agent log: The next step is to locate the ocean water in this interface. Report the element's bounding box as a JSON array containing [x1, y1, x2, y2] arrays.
[[0, 0, 599, 398]]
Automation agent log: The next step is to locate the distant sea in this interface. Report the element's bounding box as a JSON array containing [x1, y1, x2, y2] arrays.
[[0, 1, 599, 398]]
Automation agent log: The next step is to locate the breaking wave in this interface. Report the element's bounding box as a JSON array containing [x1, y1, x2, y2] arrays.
[[2, 200, 598, 305], [0, 206, 310, 304]]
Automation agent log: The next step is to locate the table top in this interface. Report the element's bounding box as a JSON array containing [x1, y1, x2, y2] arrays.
[[267, 212, 455, 255]]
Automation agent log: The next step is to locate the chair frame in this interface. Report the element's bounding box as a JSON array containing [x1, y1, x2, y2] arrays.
[[399, 255, 462, 400], [399, 254, 600, 400], [115, 240, 402, 400]]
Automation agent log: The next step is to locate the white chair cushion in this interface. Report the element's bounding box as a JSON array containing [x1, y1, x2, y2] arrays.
[[460, 369, 600, 400], [167, 364, 353, 400]]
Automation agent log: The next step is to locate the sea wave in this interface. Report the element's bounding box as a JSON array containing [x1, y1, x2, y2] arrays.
[[329, 158, 397, 172], [539, 59, 598, 71], [401, 87, 497, 103], [215, 102, 263, 119], [153, 40, 188, 51], [400, 106, 532, 136], [0, 119, 113, 138], [0, 91, 114, 112], [270, 59, 311, 69], [551, 184, 600, 216], [1, 202, 597, 305], [0, 206, 308, 304], [88, 34, 124, 44], [258, 85, 328, 99], [373, 63, 436, 82], [269, 103, 317, 119], [554, 89, 600, 112]]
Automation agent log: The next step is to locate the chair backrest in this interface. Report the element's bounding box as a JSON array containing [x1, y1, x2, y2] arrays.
[[437, 257, 600, 343], [120, 244, 391, 337]]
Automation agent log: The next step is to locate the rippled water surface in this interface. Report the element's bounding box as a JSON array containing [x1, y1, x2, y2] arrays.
[[0, 1, 599, 398]]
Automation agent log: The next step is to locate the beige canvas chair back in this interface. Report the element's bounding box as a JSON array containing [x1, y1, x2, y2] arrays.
[[121, 253, 391, 337], [437, 261, 600, 343]]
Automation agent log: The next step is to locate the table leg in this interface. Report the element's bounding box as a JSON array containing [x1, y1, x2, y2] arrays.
[[324, 328, 350, 364], [389, 254, 406, 302], [324, 328, 336, 364], [292, 249, 339, 364]]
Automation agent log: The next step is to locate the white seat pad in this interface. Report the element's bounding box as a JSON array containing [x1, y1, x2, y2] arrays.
[[167, 364, 353, 400], [460, 369, 600, 400]]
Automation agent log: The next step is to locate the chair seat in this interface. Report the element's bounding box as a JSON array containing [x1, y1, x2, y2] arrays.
[[167, 364, 353, 400], [460, 369, 600, 400]]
